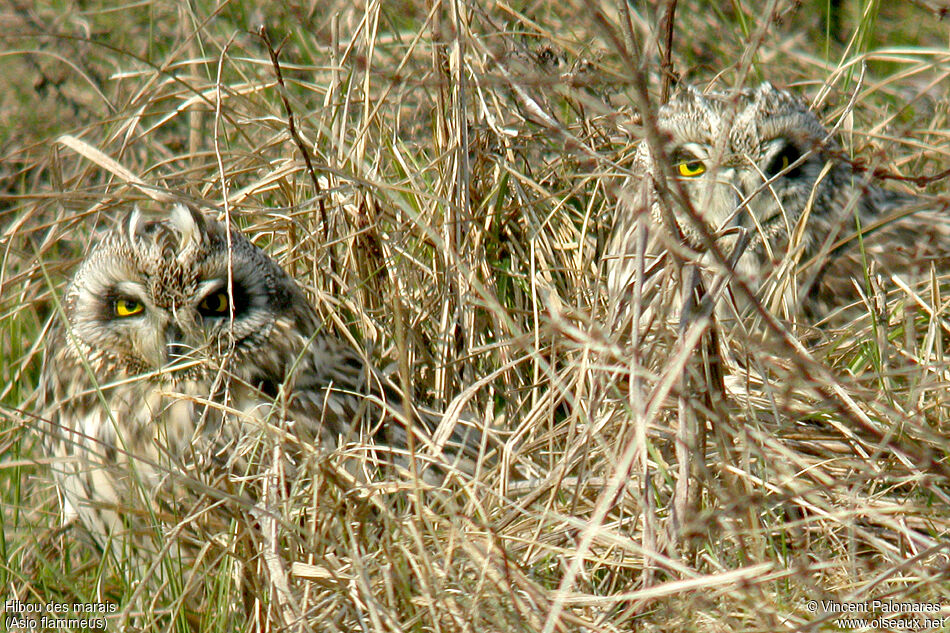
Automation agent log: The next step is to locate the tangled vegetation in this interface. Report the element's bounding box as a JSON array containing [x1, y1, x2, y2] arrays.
[[1, 1, 947, 631]]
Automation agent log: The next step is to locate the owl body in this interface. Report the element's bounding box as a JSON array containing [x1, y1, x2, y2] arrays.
[[607, 82, 945, 324], [41, 204, 460, 550]]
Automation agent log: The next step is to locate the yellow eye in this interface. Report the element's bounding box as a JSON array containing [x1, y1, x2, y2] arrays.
[[677, 161, 706, 177], [780, 154, 790, 170], [114, 298, 144, 317], [199, 291, 229, 315]]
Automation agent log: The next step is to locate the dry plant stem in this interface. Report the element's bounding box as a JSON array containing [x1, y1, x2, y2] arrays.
[[213, 36, 241, 359], [601, 8, 724, 556], [657, 0, 678, 103], [632, 219, 658, 587], [609, 6, 949, 480], [183, 5, 202, 162], [392, 275, 421, 484], [698, 0, 782, 229], [256, 454, 306, 631], [542, 311, 712, 633], [428, 0, 459, 407], [7, 2, 949, 630], [258, 26, 337, 289], [450, 0, 476, 392], [672, 265, 704, 545], [871, 164, 950, 187], [56, 135, 174, 204]]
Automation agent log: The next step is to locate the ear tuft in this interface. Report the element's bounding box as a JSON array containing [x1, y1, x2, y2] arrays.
[[126, 205, 145, 243], [170, 204, 205, 261]]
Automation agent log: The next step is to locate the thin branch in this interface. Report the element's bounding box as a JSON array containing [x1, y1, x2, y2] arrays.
[[258, 26, 338, 291]]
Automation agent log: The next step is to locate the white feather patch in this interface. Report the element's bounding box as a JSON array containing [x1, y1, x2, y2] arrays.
[[171, 203, 203, 262]]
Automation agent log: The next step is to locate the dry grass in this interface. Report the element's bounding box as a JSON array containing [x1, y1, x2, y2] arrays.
[[1, 0, 948, 631]]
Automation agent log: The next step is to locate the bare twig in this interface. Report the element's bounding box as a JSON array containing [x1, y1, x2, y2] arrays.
[[658, 0, 679, 103], [258, 26, 338, 290]]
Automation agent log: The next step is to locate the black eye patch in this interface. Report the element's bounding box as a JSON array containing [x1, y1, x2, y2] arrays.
[[765, 143, 804, 179], [198, 283, 249, 319]]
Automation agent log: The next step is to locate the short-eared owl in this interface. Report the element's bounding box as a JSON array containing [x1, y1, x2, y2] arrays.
[[607, 82, 948, 323], [41, 204, 479, 549]]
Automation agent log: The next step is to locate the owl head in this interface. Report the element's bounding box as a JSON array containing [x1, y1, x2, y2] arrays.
[[634, 82, 848, 253], [61, 204, 313, 381]]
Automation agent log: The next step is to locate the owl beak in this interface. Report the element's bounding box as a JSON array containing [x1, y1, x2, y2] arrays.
[[715, 166, 737, 183]]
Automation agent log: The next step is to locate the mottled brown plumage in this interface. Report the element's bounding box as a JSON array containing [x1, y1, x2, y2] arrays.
[[41, 204, 481, 554], [606, 82, 949, 327]]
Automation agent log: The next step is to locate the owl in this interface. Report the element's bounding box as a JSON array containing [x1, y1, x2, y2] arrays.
[[40, 203, 480, 553], [607, 82, 949, 325]]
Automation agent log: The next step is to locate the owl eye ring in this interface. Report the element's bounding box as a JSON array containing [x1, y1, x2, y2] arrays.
[[677, 161, 706, 177], [114, 297, 145, 317]]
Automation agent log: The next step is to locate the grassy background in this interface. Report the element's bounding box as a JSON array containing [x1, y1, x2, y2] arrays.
[[1, 0, 948, 631]]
